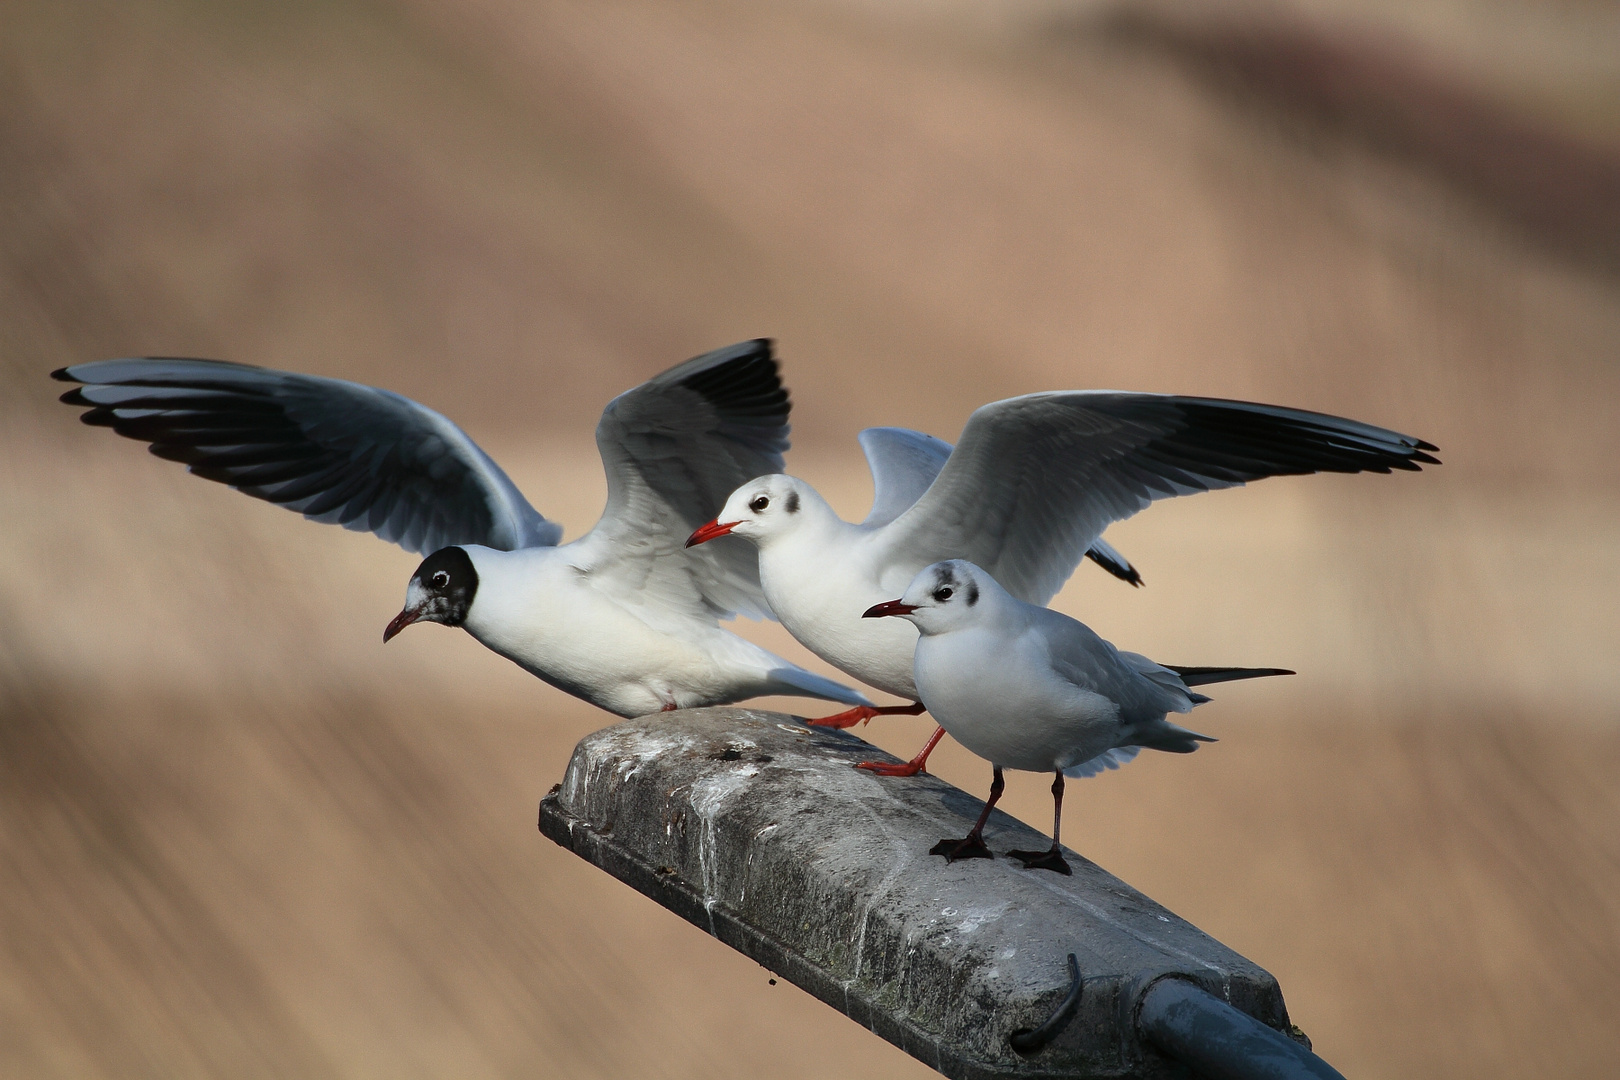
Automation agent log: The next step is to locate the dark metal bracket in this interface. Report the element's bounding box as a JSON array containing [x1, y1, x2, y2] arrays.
[[1009, 953, 1083, 1055]]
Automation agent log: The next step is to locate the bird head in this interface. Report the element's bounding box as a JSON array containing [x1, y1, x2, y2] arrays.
[[385, 546, 480, 641], [686, 474, 817, 549], [863, 559, 988, 635]]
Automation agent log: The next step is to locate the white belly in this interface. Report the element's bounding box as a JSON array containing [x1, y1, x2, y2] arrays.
[[760, 542, 919, 699], [465, 553, 753, 717], [914, 628, 1124, 773]]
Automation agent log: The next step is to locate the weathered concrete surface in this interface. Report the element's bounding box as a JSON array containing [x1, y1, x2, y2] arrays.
[[539, 709, 1298, 1079]]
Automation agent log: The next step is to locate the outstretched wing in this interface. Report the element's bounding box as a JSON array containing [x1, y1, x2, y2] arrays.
[[878, 391, 1439, 603], [858, 427, 954, 527], [53, 358, 560, 554], [859, 426, 1145, 585], [573, 339, 790, 623]]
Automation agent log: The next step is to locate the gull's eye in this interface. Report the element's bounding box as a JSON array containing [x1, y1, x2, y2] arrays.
[[932, 587, 953, 602], [749, 495, 770, 513], [431, 570, 450, 589]]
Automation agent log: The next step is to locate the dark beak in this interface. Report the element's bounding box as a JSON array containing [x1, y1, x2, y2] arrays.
[[863, 599, 918, 619], [383, 606, 423, 643], [685, 519, 740, 547]]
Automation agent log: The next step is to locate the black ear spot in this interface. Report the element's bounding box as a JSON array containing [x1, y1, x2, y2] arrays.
[[965, 580, 979, 607], [785, 491, 800, 514]]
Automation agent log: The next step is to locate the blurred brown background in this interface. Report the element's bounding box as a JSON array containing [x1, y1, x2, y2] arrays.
[[2, 0, 1617, 1077]]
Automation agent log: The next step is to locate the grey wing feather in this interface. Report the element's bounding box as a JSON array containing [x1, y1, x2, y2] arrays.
[[1041, 640, 1222, 755], [859, 428, 953, 527], [53, 358, 560, 554], [1040, 614, 1159, 701], [860, 426, 1142, 582], [1036, 617, 1210, 744], [578, 339, 790, 621], [880, 391, 1438, 604], [1116, 650, 1204, 710]]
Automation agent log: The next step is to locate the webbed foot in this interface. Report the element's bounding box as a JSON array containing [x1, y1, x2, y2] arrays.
[[930, 835, 994, 863], [1008, 846, 1072, 875], [807, 705, 876, 729]]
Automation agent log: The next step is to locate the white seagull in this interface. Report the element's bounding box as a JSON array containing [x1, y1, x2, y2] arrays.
[[865, 559, 1291, 874], [53, 340, 869, 717], [688, 391, 1436, 771]]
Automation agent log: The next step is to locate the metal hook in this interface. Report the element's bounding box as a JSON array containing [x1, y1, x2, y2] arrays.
[[1009, 953, 1082, 1055]]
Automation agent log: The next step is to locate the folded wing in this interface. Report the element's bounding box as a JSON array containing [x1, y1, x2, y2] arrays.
[[53, 358, 560, 554], [879, 391, 1439, 603]]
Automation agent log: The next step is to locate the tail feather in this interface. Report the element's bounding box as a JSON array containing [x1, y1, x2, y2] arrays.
[[1166, 665, 1294, 687], [1135, 721, 1217, 754]]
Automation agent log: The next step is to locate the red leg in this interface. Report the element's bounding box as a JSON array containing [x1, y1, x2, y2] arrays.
[[931, 766, 1003, 863], [807, 700, 926, 729], [1010, 771, 1072, 875], [857, 725, 946, 777]]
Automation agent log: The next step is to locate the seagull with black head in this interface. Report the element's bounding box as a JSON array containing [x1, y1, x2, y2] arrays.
[[55, 340, 868, 717]]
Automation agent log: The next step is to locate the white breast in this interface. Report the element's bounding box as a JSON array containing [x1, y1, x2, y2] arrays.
[[462, 547, 749, 716], [758, 531, 920, 699], [913, 624, 1125, 773]]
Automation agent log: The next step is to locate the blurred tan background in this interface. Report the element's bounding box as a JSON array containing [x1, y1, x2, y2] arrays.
[[2, 0, 1617, 1077]]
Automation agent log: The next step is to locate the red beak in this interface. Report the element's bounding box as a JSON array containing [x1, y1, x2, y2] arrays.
[[863, 599, 917, 619], [383, 606, 422, 643], [685, 519, 740, 547]]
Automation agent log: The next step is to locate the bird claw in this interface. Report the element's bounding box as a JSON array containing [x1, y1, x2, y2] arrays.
[[930, 836, 994, 863], [855, 758, 925, 776], [1009, 847, 1072, 875], [806, 706, 873, 729]]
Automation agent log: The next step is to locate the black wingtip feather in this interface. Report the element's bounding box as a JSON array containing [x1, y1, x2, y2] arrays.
[[1166, 665, 1296, 686], [677, 339, 790, 422], [1154, 399, 1441, 479], [1084, 547, 1144, 587], [50, 367, 77, 383]]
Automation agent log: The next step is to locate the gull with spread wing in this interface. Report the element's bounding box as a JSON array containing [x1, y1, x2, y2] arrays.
[[689, 390, 1436, 769], [54, 340, 868, 717], [864, 559, 1291, 874]]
